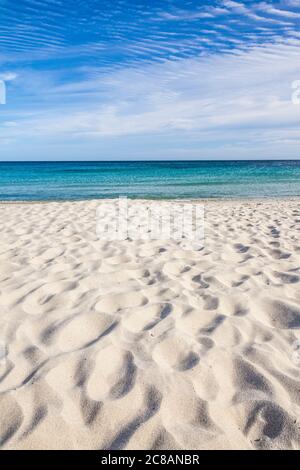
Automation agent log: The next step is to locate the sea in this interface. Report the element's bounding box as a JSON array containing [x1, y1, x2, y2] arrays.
[[0, 160, 300, 201]]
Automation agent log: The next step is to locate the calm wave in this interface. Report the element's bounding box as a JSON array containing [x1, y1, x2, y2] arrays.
[[0, 161, 300, 201]]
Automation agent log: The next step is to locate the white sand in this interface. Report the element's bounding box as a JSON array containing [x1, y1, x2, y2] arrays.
[[0, 198, 300, 450]]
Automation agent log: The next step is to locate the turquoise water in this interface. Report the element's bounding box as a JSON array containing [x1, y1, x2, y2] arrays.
[[0, 161, 300, 201]]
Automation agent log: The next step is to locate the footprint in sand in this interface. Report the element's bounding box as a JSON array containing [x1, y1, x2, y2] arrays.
[[22, 281, 77, 315], [122, 303, 172, 335], [251, 297, 300, 329], [95, 291, 147, 314], [86, 346, 136, 401], [153, 335, 199, 371], [57, 312, 116, 352]]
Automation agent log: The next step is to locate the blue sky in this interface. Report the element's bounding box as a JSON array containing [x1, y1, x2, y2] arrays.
[[1, 0, 300, 160]]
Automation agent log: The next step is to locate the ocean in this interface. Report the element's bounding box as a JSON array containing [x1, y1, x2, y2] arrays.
[[0, 160, 300, 201]]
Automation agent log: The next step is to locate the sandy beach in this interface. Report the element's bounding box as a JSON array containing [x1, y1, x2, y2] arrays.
[[0, 198, 300, 450]]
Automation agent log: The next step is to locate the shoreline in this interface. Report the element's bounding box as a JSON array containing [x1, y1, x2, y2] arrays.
[[1, 195, 300, 205]]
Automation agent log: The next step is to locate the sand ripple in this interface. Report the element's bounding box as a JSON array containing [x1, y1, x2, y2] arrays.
[[0, 199, 300, 449]]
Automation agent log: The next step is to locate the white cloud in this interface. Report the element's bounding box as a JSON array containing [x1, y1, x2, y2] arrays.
[[258, 2, 300, 18], [0, 72, 17, 81], [159, 6, 230, 21], [2, 1, 300, 159], [222, 0, 293, 24], [3, 37, 300, 150]]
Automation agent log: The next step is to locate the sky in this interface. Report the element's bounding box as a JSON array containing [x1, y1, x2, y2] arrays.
[[1, 0, 300, 160]]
